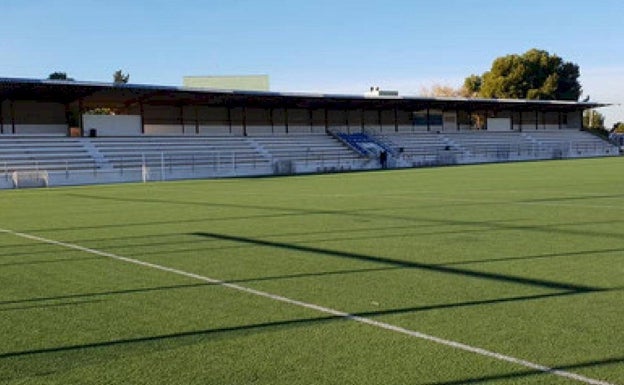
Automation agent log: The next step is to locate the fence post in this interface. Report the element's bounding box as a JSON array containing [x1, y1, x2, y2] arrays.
[[161, 152, 165, 181], [142, 154, 147, 183]]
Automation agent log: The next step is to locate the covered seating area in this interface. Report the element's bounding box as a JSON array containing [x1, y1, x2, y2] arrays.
[[0, 77, 616, 188]]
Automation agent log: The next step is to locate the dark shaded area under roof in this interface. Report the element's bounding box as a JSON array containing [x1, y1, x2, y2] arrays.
[[0, 77, 607, 112]]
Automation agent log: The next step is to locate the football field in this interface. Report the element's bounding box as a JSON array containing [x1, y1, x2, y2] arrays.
[[1, 157, 623, 385]]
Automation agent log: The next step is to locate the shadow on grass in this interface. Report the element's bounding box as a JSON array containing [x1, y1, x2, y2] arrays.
[[0, 266, 399, 306], [56, 193, 624, 241], [0, 283, 210, 306], [422, 355, 624, 385], [191, 232, 600, 293], [442, 247, 624, 266], [0, 290, 601, 359], [0, 256, 101, 267], [0, 299, 104, 313], [521, 192, 624, 203], [0, 317, 324, 360], [108, 227, 517, 259]]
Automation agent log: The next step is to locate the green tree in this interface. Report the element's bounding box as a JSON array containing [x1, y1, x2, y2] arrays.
[[419, 84, 464, 97], [467, 49, 581, 101], [113, 70, 130, 84], [47, 72, 74, 81], [462, 75, 482, 97], [583, 110, 606, 136], [612, 122, 624, 133]]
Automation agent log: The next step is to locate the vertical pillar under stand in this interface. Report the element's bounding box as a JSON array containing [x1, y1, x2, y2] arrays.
[[10, 100, 16, 134], [139, 102, 145, 135], [0, 100, 4, 134], [242, 105, 248, 136], [324, 108, 329, 133], [194, 106, 200, 135], [394, 108, 398, 132], [227, 106, 232, 134]]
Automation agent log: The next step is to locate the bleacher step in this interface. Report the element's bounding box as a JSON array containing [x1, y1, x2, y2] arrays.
[[80, 138, 113, 170]]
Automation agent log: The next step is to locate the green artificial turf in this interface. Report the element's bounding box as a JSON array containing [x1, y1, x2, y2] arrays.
[[1, 157, 623, 384]]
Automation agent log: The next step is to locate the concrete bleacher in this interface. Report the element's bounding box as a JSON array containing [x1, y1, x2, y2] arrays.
[[361, 130, 617, 165], [0, 130, 617, 188], [445, 131, 535, 157], [523, 130, 617, 157], [0, 137, 97, 172], [90, 136, 271, 169], [248, 133, 362, 164], [380, 132, 462, 159]]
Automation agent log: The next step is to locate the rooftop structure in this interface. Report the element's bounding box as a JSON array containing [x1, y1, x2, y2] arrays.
[[183, 75, 270, 91], [365, 86, 399, 98]]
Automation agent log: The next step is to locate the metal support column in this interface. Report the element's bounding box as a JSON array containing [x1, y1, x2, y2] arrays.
[[10, 100, 16, 134], [227, 106, 232, 134], [179, 105, 185, 135], [324, 108, 329, 133], [394, 108, 398, 132], [194, 106, 199, 135], [0, 100, 4, 134], [64, 103, 71, 136], [139, 102, 145, 134], [360, 109, 365, 132], [242, 105, 248, 136], [78, 99, 84, 137]]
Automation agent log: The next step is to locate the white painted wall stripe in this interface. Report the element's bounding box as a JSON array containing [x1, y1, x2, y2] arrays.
[[0, 227, 616, 385]]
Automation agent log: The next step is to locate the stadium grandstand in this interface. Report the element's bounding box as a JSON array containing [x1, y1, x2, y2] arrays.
[[0, 77, 618, 188]]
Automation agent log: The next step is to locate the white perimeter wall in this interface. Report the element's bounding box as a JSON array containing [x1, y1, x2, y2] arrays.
[[83, 115, 141, 136], [487, 118, 512, 131]]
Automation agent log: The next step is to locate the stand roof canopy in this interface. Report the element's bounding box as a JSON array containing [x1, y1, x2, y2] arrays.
[[0, 77, 607, 112]]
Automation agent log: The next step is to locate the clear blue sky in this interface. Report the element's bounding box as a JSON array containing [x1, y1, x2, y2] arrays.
[[1, 0, 623, 124]]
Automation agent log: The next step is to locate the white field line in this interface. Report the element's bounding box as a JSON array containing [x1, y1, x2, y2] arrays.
[[0, 227, 617, 385]]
